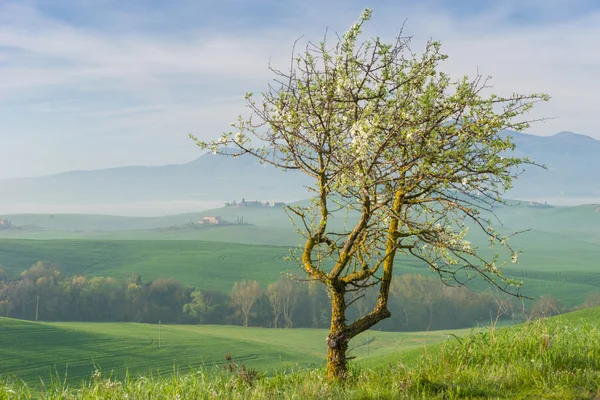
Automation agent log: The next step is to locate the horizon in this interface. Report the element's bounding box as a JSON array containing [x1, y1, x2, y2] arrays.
[[0, 129, 597, 180], [1, 0, 599, 180], [1, 195, 600, 218]]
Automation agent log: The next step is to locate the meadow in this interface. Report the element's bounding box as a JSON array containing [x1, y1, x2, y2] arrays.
[[0, 308, 597, 398], [0, 225, 598, 306], [0, 239, 294, 293], [0, 316, 472, 388]]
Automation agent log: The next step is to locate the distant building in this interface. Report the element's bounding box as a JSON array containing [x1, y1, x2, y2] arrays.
[[0, 219, 11, 229], [528, 201, 553, 208], [201, 216, 223, 225], [225, 199, 287, 208]]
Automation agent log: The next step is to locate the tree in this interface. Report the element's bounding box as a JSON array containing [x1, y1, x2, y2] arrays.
[[280, 277, 302, 328], [391, 274, 440, 329], [230, 280, 262, 327], [191, 9, 547, 379], [266, 280, 284, 328], [183, 289, 210, 323], [530, 295, 565, 319], [266, 275, 304, 328]]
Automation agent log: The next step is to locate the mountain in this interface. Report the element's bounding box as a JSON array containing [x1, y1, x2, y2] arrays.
[[502, 130, 600, 200], [0, 131, 599, 213], [0, 150, 312, 205]]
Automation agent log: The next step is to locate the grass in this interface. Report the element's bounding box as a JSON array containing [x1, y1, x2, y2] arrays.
[[1, 231, 598, 306], [0, 239, 295, 292], [0, 225, 302, 246], [0, 317, 472, 389], [0, 308, 598, 399], [0, 199, 599, 309]]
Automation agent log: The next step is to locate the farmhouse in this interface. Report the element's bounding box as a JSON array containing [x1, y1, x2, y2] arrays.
[[201, 216, 222, 225]]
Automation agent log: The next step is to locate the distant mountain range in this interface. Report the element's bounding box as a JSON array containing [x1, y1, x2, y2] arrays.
[[0, 131, 598, 210], [0, 150, 312, 205], [504, 130, 600, 200]]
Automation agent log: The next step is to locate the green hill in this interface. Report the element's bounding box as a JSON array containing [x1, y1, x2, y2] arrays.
[[0, 308, 597, 398], [360, 305, 600, 369], [0, 206, 294, 232], [0, 199, 598, 309], [0, 240, 294, 292], [0, 317, 471, 388], [0, 231, 598, 306], [1, 228, 598, 306]]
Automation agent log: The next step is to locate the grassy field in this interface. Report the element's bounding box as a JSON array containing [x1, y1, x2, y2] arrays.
[[0, 225, 302, 246], [0, 200, 598, 307], [0, 317, 473, 388], [358, 304, 600, 371], [0, 309, 597, 398], [0, 229, 598, 305], [0, 239, 296, 292]]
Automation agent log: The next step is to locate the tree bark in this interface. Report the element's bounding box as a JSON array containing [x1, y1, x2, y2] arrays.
[[326, 283, 348, 380]]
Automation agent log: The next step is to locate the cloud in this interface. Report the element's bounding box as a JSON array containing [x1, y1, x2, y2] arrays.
[[0, 0, 598, 179]]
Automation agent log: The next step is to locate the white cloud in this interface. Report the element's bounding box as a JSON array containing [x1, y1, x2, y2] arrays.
[[0, 0, 598, 179]]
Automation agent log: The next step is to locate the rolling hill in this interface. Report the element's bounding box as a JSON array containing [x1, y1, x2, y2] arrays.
[[0, 229, 598, 306], [0, 317, 469, 387]]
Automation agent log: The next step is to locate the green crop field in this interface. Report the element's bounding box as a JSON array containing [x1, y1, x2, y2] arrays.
[[0, 200, 599, 308], [0, 317, 473, 388], [0, 228, 598, 305], [0, 225, 302, 246], [0, 239, 296, 292]]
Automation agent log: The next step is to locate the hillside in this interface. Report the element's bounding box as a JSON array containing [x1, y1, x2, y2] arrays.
[[2, 195, 600, 241], [360, 304, 600, 370], [0, 240, 294, 292], [0, 203, 299, 232], [0, 317, 468, 387], [0, 230, 598, 306], [0, 308, 597, 398]]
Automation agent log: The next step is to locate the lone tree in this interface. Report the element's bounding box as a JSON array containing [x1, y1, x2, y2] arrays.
[[191, 9, 548, 380]]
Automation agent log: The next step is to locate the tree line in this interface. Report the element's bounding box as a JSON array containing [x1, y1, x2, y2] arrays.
[[0, 262, 595, 329]]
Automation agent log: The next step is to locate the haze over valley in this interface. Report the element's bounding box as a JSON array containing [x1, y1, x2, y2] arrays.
[[1, 129, 599, 216]]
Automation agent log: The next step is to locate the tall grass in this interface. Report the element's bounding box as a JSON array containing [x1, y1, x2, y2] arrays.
[[1, 314, 598, 399]]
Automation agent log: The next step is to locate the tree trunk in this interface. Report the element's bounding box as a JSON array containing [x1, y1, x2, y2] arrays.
[[326, 284, 348, 380]]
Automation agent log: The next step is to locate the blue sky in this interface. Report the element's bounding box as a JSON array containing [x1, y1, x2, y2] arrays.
[[1, 0, 599, 179]]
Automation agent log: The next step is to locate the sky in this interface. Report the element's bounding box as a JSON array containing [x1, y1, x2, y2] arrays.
[[1, 0, 599, 179]]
